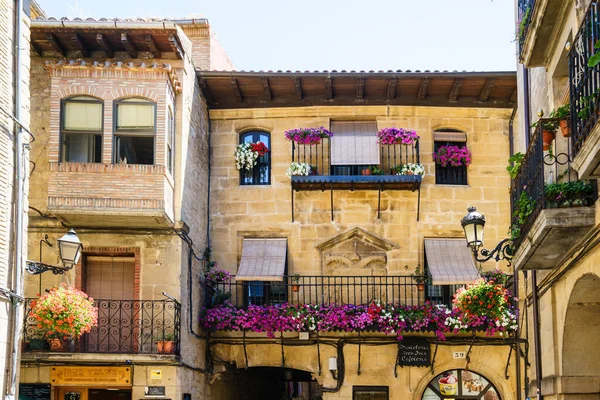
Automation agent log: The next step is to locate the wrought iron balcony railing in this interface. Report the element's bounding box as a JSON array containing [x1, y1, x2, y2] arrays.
[[22, 299, 181, 355], [510, 120, 598, 251], [517, 0, 536, 55], [569, 1, 600, 158]]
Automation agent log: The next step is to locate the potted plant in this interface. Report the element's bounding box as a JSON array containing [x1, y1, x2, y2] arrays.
[[531, 118, 557, 150], [390, 165, 402, 175], [155, 333, 176, 354], [370, 166, 384, 175], [432, 145, 472, 167], [284, 127, 333, 145], [291, 274, 301, 293], [27, 335, 46, 351], [551, 104, 570, 137], [361, 167, 372, 176], [30, 284, 98, 352], [544, 180, 596, 207], [377, 127, 419, 146], [286, 162, 311, 178], [410, 265, 430, 291], [398, 163, 425, 176], [310, 165, 318, 175], [234, 141, 269, 171]]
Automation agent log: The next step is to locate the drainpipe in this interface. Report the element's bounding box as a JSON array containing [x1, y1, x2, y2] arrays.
[[522, 65, 531, 148], [7, 0, 27, 398], [531, 271, 542, 400]]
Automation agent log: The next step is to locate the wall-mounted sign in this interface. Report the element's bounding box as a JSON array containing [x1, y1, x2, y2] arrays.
[[145, 387, 165, 396], [19, 384, 51, 400], [64, 392, 81, 400], [453, 351, 466, 359], [397, 338, 431, 367], [150, 370, 162, 380], [50, 366, 132, 386]]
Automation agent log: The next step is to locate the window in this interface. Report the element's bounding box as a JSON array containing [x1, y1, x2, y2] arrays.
[[167, 108, 175, 174], [245, 281, 287, 306], [421, 369, 501, 399], [60, 96, 103, 163], [240, 131, 270, 185], [330, 121, 379, 175], [434, 131, 468, 185], [353, 386, 389, 400], [114, 98, 156, 165]]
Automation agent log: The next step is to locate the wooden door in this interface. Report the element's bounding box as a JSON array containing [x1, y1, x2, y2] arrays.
[[85, 256, 135, 352], [56, 387, 88, 400]]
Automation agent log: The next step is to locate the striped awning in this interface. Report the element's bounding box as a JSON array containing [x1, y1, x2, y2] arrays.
[[424, 238, 479, 285], [236, 238, 287, 281]]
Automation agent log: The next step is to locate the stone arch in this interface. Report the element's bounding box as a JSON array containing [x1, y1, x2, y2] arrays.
[[431, 124, 470, 135], [562, 272, 600, 378]]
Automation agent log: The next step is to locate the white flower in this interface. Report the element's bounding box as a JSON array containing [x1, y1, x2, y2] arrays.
[[398, 163, 425, 176], [234, 143, 259, 171], [286, 162, 311, 178]]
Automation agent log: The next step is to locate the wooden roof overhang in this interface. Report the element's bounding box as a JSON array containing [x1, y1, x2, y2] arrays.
[[197, 70, 517, 109], [30, 20, 185, 60]]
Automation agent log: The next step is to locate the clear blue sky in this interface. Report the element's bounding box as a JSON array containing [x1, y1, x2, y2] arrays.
[[37, 0, 517, 72]]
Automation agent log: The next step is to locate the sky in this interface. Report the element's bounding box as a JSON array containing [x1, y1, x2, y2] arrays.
[[36, 0, 518, 72]]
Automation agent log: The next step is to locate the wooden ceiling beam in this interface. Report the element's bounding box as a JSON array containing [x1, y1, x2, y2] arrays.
[[168, 34, 184, 59], [145, 34, 161, 58], [449, 78, 463, 102], [230, 77, 243, 102], [30, 41, 42, 57], [418, 78, 429, 100], [356, 77, 364, 99], [96, 34, 113, 58], [198, 76, 214, 103], [46, 33, 65, 57], [325, 76, 333, 100], [479, 78, 495, 102], [293, 76, 303, 100], [386, 76, 397, 100], [120, 33, 136, 58], [70, 34, 88, 58], [261, 76, 272, 102]]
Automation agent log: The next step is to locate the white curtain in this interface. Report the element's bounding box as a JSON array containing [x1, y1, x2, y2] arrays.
[[330, 121, 379, 165], [117, 103, 155, 130], [63, 101, 102, 131]]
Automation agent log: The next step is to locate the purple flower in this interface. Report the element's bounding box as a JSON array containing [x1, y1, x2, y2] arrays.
[[432, 145, 472, 167], [377, 128, 419, 146], [284, 127, 333, 145]]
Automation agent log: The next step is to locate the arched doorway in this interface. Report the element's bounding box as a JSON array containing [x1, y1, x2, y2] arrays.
[[421, 369, 501, 399], [562, 273, 600, 379]]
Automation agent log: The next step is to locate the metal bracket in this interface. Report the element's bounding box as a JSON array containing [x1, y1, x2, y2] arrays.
[[25, 260, 71, 275], [280, 332, 285, 368], [471, 238, 514, 266], [357, 331, 362, 376], [504, 344, 514, 379], [431, 339, 439, 375], [316, 331, 322, 376], [394, 340, 401, 378], [465, 334, 476, 370], [243, 330, 248, 370]]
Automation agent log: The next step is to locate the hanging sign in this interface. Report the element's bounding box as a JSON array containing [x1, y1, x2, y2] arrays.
[[397, 338, 431, 367]]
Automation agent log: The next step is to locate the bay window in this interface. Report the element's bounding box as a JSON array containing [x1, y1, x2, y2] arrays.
[[114, 98, 156, 165], [60, 96, 103, 163]]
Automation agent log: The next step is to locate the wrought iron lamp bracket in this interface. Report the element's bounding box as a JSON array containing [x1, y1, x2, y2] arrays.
[[471, 238, 514, 266], [25, 260, 71, 275]]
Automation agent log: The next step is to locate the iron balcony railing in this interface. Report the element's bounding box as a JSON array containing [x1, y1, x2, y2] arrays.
[[22, 299, 181, 355], [569, 1, 600, 158], [517, 0, 536, 55], [291, 138, 420, 177], [510, 120, 598, 251]]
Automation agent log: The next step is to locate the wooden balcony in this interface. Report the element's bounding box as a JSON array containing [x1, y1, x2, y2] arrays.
[[47, 162, 175, 228]]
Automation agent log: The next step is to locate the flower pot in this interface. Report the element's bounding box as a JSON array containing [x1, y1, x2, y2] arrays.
[[417, 283, 425, 291], [291, 284, 300, 293], [309, 168, 318, 176], [405, 170, 414, 175], [542, 130, 556, 151], [361, 168, 371, 176], [48, 338, 62, 351], [559, 119, 571, 137], [157, 340, 176, 354], [28, 339, 45, 351]]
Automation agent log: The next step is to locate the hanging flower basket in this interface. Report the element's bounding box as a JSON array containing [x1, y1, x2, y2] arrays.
[[392, 163, 425, 176], [234, 141, 269, 171], [205, 267, 232, 287], [433, 145, 472, 167], [453, 278, 515, 322], [30, 284, 98, 339], [377, 128, 419, 146], [284, 127, 333, 145], [286, 162, 311, 178]]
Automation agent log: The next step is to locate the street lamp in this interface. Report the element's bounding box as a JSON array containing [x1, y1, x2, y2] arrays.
[[461, 206, 513, 265], [26, 229, 83, 274]]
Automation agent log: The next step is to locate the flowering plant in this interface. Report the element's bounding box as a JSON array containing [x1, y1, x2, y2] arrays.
[[453, 279, 515, 323], [480, 268, 509, 285], [284, 127, 333, 145], [234, 142, 269, 171], [30, 284, 98, 339], [395, 163, 425, 176], [286, 162, 311, 178], [377, 128, 419, 145], [205, 267, 232, 287], [433, 145, 472, 167]]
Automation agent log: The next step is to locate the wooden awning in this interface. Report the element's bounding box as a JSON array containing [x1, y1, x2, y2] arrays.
[[424, 238, 479, 285], [236, 238, 287, 281], [197, 70, 517, 109]]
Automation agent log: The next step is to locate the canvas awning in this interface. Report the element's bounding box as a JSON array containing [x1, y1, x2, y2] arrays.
[[236, 238, 287, 281], [424, 238, 479, 285]]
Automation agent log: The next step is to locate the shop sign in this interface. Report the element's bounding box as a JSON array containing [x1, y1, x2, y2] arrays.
[[50, 366, 132, 386], [19, 384, 51, 400], [146, 387, 165, 396], [397, 338, 431, 367]]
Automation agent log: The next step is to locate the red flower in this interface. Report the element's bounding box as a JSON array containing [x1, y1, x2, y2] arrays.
[[250, 142, 269, 156]]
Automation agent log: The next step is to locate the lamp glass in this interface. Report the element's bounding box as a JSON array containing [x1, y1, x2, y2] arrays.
[[57, 229, 83, 266], [461, 207, 486, 248]]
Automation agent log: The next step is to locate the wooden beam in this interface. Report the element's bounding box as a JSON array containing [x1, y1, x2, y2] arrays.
[[510, 88, 517, 103], [386, 76, 397, 100], [325, 76, 333, 100], [449, 78, 463, 102], [230, 77, 243, 102], [70, 34, 88, 58], [168, 34, 184, 59], [198, 76, 214, 103], [145, 34, 160, 58], [120, 33, 136, 58], [293, 76, 303, 100], [96, 34, 113, 58], [418, 78, 429, 100], [479, 77, 495, 102], [46, 33, 65, 57], [261, 76, 272, 102], [356, 77, 365, 99], [30, 41, 43, 57]]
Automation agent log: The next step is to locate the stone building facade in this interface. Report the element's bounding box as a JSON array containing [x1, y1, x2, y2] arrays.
[[515, 0, 600, 398]]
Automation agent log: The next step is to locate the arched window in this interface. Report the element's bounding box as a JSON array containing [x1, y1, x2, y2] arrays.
[[60, 96, 103, 163], [240, 131, 270, 185], [114, 98, 156, 165], [422, 369, 501, 400], [433, 130, 468, 185]]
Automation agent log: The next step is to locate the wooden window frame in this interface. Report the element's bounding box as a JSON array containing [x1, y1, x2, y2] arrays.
[[352, 386, 389, 400], [239, 130, 271, 186]]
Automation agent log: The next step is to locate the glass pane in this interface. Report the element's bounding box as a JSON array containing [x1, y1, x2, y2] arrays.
[[247, 282, 265, 305], [117, 103, 155, 130], [115, 136, 154, 164], [62, 133, 101, 163], [242, 135, 253, 144], [63, 101, 102, 131], [259, 133, 269, 147]]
